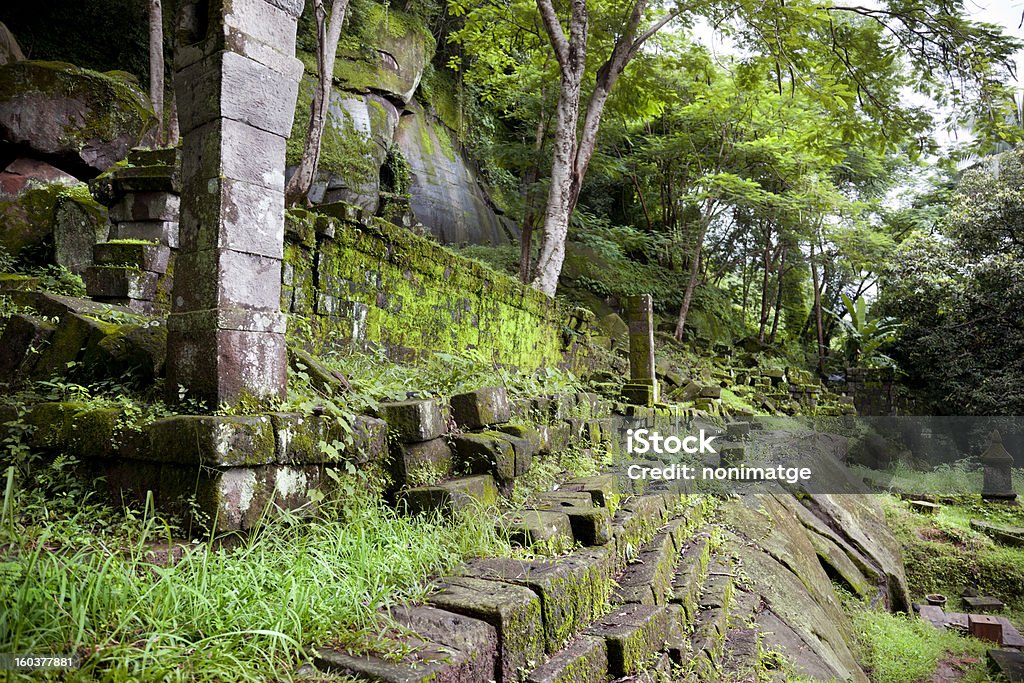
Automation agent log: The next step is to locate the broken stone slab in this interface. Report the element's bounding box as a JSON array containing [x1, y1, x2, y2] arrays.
[[585, 603, 670, 678], [450, 386, 511, 429], [963, 596, 1005, 612], [500, 510, 574, 547], [390, 437, 453, 485], [452, 432, 516, 481], [970, 520, 1024, 547], [528, 494, 612, 546], [315, 605, 498, 683], [987, 650, 1024, 683], [461, 548, 615, 653], [93, 242, 171, 274], [427, 576, 544, 683], [560, 475, 617, 508], [379, 399, 445, 443], [909, 499, 941, 515], [401, 475, 499, 515], [525, 635, 608, 683]]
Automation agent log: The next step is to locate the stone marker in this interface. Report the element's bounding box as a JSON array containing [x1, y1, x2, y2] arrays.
[[981, 431, 1017, 502], [969, 614, 1004, 644], [621, 294, 659, 406], [165, 0, 304, 406], [987, 650, 1024, 683]]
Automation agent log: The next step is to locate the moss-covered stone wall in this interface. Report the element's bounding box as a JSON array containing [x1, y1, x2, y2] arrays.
[[283, 207, 592, 371]]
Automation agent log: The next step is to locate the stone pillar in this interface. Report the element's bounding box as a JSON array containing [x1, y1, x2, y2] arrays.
[[166, 0, 304, 406], [621, 294, 659, 406], [981, 430, 1017, 502]]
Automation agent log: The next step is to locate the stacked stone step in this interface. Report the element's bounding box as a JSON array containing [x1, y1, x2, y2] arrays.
[[315, 480, 716, 682], [85, 147, 181, 314]]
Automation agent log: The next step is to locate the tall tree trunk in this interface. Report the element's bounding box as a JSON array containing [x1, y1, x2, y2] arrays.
[[768, 243, 787, 344], [757, 236, 773, 342], [531, 0, 675, 296], [149, 0, 165, 145], [673, 222, 708, 340], [810, 241, 826, 374], [519, 110, 548, 283], [284, 0, 350, 206]]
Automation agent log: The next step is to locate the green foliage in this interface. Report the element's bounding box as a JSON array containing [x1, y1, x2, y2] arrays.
[[835, 294, 901, 368]]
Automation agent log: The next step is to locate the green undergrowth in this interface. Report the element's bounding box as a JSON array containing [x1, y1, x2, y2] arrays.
[[0, 467, 512, 682], [880, 494, 1024, 626], [857, 460, 1024, 496], [845, 596, 991, 683]]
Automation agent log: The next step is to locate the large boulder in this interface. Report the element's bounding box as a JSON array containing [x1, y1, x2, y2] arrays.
[[396, 102, 516, 245], [320, 4, 435, 105], [0, 22, 24, 66], [0, 183, 108, 272], [0, 158, 78, 199], [0, 61, 156, 174], [286, 80, 399, 214]]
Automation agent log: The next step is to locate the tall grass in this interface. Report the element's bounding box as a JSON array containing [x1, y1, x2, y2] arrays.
[[0, 487, 511, 682]]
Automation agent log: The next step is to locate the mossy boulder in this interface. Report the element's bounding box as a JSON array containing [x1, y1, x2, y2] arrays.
[[0, 182, 108, 272], [0, 60, 156, 174]]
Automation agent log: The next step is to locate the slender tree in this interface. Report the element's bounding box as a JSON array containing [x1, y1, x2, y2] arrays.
[[285, 0, 350, 206], [149, 0, 165, 144]]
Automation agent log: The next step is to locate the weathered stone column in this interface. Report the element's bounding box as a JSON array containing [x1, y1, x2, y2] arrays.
[[621, 294, 659, 406], [166, 0, 304, 405], [981, 430, 1017, 502]]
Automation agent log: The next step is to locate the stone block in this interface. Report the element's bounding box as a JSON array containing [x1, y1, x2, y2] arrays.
[[144, 414, 276, 466], [84, 267, 161, 300], [621, 381, 658, 406], [379, 399, 445, 442], [498, 423, 543, 455], [110, 220, 179, 248], [165, 326, 287, 404], [561, 474, 617, 508], [111, 165, 181, 194], [175, 49, 300, 137], [390, 437, 453, 485], [178, 177, 285, 258], [172, 248, 282, 311], [501, 510, 574, 546], [451, 386, 511, 428], [625, 295, 655, 382], [0, 314, 54, 384], [585, 604, 670, 678], [614, 532, 676, 606], [527, 501, 612, 547], [401, 475, 499, 514], [316, 605, 497, 683], [271, 413, 387, 465], [526, 636, 608, 683], [987, 650, 1024, 683], [493, 432, 536, 476], [969, 614, 1003, 644], [428, 576, 544, 683], [108, 192, 180, 222], [29, 312, 109, 379], [699, 385, 722, 399], [94, 242, 171, 273], [963, 596, 1005, 612], [452, 432, 516, 481], [462, 549, 615, 653], [181, 117, 287, 191]]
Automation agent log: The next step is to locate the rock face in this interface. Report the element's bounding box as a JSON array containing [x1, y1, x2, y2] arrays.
[[396, 102, 516, 245], [0, 158, 78, 200], [0, 22, 24, 66], [0, 61, 156, 174], [286, 79, 399, 214]]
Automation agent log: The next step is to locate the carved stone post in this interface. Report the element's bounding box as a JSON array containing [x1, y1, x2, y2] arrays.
[[166, 0, 304, 406], [981, 430, 1017, 502], [621, 294, 659, 406]]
